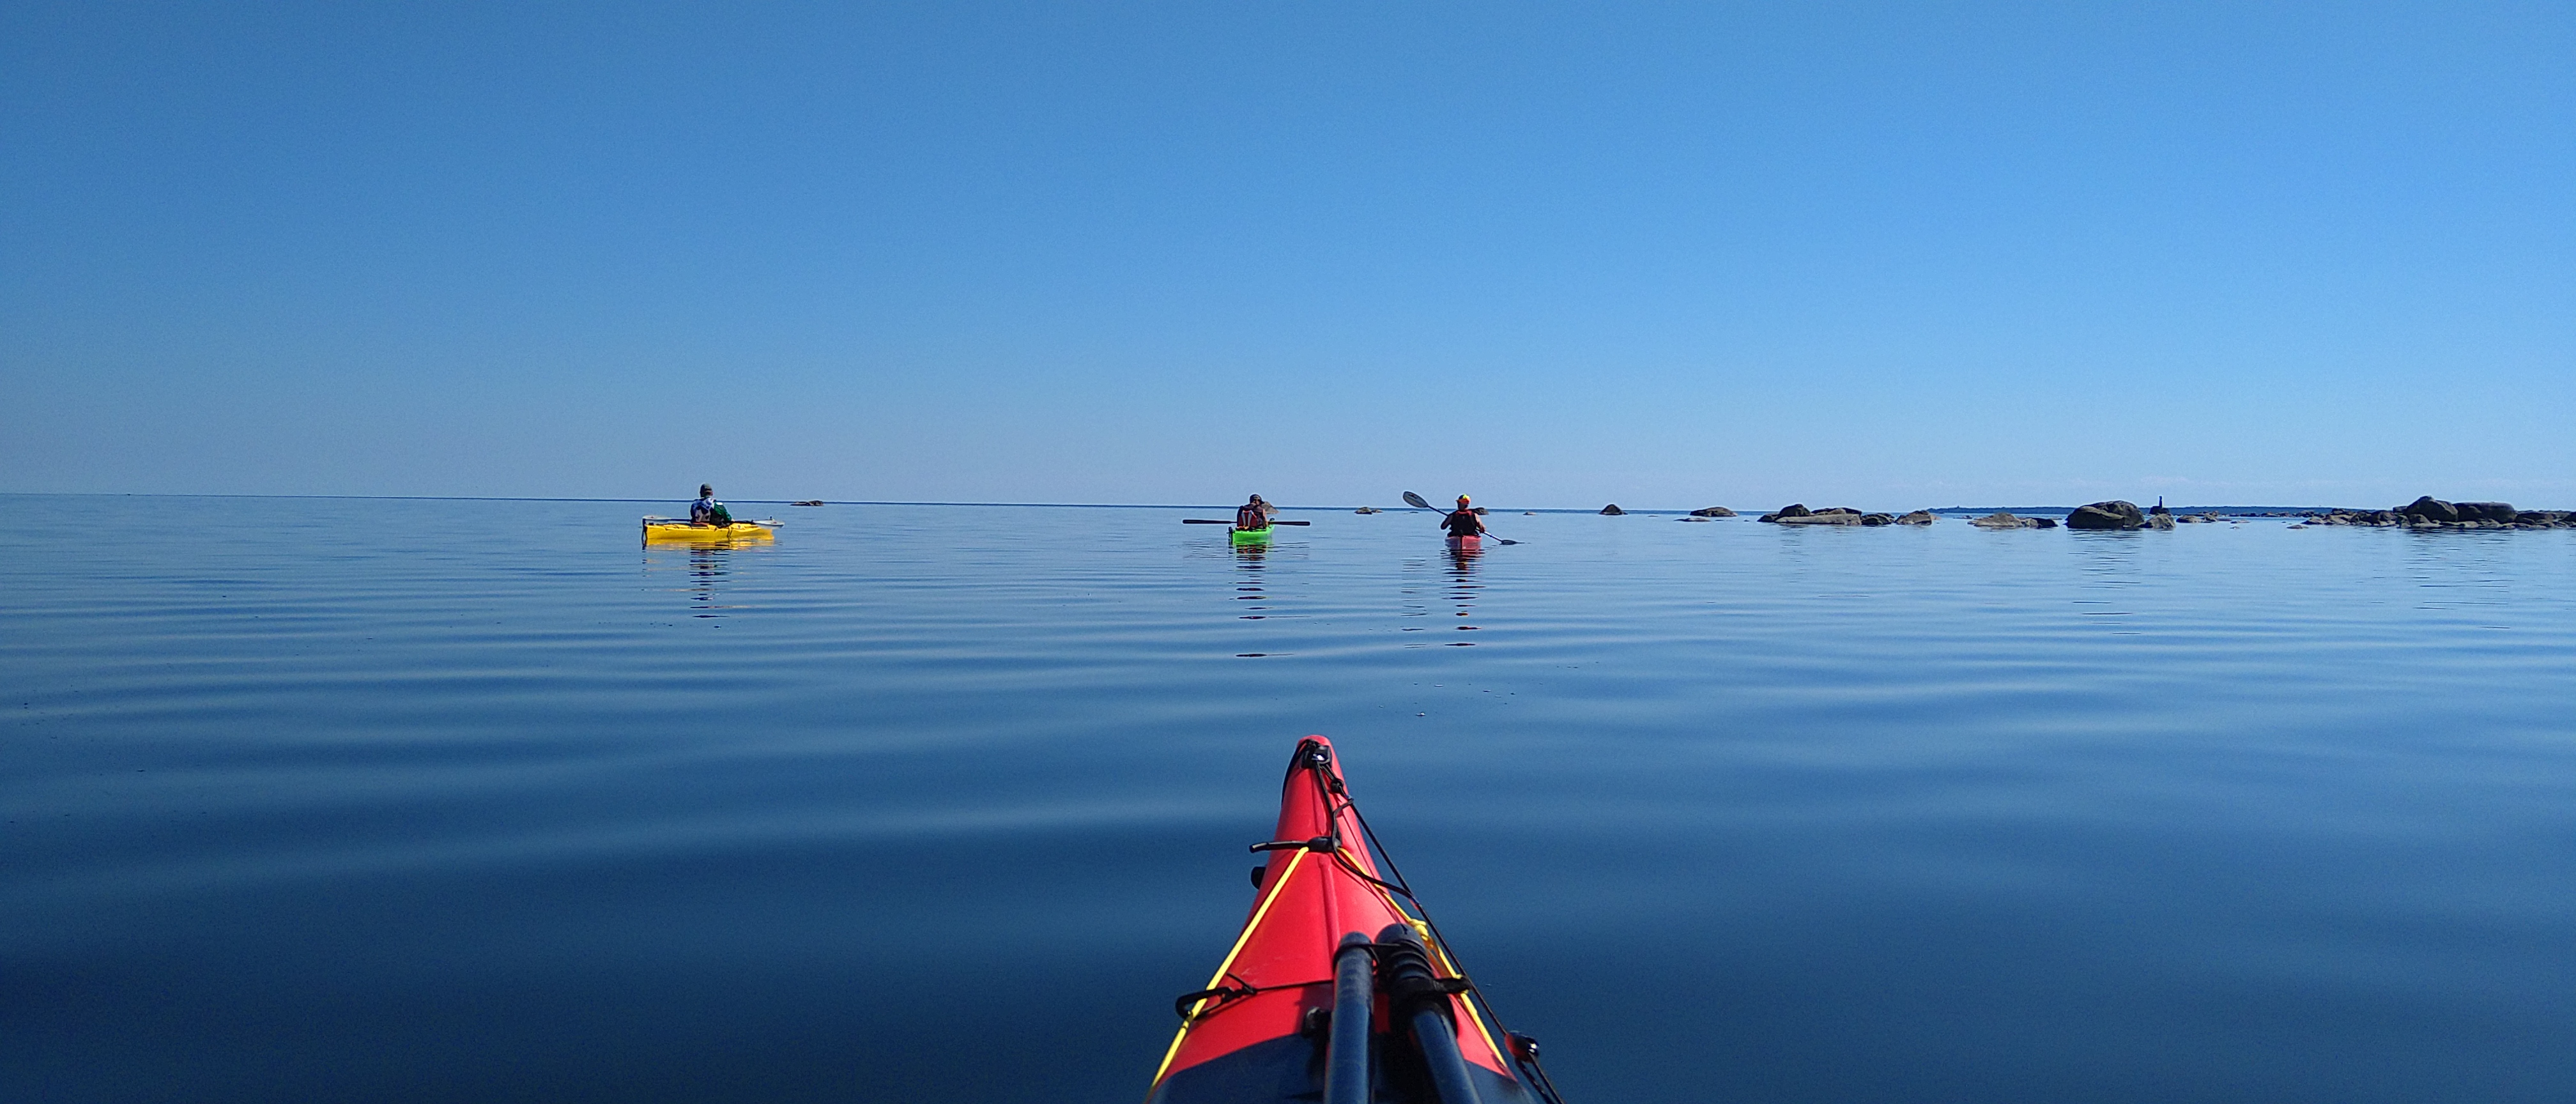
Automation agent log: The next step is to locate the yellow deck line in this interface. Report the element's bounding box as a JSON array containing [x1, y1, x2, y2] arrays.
[[1147, 848, 1310, 1089]]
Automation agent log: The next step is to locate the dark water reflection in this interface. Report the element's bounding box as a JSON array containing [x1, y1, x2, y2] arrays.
[[4, 496, 2575, 1103]]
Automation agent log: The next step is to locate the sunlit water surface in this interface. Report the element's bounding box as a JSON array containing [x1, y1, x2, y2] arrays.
[[6, 496, 2573, 1103]]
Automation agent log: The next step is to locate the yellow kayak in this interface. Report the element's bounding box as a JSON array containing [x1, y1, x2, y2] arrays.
[[641, 518, 778, 544]]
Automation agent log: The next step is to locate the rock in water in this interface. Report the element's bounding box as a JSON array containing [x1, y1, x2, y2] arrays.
[[2401, 496, 2460, 523], [1896, 510, 1937, 525], [1970, 512, 2027, 528], [2456, 502, 2518, 523], [1354, 506, 1380, 514], [1599, 504, 1625, 515], [2066, 501, 2148, 530], [1778, 512, 1862, 525], [1859, 513, 1895, 526], [1758, 503, 1812, 523], [1690, 506, 1736, 517]]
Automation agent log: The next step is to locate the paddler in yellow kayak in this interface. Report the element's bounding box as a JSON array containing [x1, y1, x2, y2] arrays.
[[690, 484, 735, 526]]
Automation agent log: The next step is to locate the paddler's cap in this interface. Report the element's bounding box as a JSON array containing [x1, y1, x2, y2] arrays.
[[1249, 494, 1264, 503], [1457, 495, 1471, 505], [699, 484, 713, 495]]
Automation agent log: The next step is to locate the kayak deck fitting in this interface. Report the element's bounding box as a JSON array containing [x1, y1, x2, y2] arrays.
[[1146, 737, 1565, 1104]]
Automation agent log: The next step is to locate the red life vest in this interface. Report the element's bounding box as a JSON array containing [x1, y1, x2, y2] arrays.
[[1237, 504, 1268, 529]]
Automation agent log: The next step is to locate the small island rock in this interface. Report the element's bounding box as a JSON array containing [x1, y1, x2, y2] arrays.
[[1599, 504, 1625, 516], [1896, 510, 1937, 525], [2066, 501, 2148, 530], [1690, 506, 1736, 517], [1970, 511, 2045, 529]]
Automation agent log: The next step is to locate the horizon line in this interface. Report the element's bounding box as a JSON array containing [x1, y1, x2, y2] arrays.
[[25, 492, 2374, 514]]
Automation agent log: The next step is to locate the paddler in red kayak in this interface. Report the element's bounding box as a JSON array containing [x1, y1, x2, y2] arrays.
[[1441, 496, 1487, 544], [1236, 494, 1275, 530]]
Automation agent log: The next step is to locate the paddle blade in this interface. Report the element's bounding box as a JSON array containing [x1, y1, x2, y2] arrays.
[[1402, 491, 1433, 510]]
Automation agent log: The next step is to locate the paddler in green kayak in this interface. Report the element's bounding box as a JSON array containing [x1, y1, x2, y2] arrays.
[[690, 484, 735, 526], [1234, 494, 1275, 531]]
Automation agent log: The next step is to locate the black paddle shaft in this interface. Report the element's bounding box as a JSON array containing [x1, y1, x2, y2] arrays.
[[1380, 924, 1484, 1104], [1324, 933, 1376, 1104]]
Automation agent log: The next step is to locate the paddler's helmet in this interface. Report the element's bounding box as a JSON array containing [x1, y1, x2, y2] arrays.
[[1457, 495, 1471, 505]]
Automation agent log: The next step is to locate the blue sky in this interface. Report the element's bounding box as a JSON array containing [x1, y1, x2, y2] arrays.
[[5, 3, 2568, 508]]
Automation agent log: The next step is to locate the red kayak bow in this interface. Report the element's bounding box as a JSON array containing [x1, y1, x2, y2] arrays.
[[1146, 737, 1565, 1104]]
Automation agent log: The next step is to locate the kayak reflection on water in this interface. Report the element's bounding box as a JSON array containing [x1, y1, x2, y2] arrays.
[[1445, 544, 1481, 642], [687, 547, 726, 617], [1234, 544, 1269, 619], [638, 541, 760, 619]]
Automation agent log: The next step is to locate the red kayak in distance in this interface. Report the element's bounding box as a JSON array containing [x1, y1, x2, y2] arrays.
[[1145, 737, 1565, 1104], [1445, 534, 1481, 553]]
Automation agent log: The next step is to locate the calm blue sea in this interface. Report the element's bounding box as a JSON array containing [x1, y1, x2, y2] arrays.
[[5, 496, 2573, 1103]]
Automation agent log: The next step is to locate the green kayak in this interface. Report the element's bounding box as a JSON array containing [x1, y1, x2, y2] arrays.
[[1230, 526, 1273, 546]]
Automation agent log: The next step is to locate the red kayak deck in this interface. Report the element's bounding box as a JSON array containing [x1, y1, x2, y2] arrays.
[[1145, 737, 1561, 1104], [1445, 534, 1482, 552]]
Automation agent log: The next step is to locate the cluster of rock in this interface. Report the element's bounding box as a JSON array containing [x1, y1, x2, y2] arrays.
[[1968, 503, 2220, 530], [1969, 512, 2057, 529], [1556, 494, 2566, 530], [2301, 498, 2571, 530], [1756, 504, 1938, 526]]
